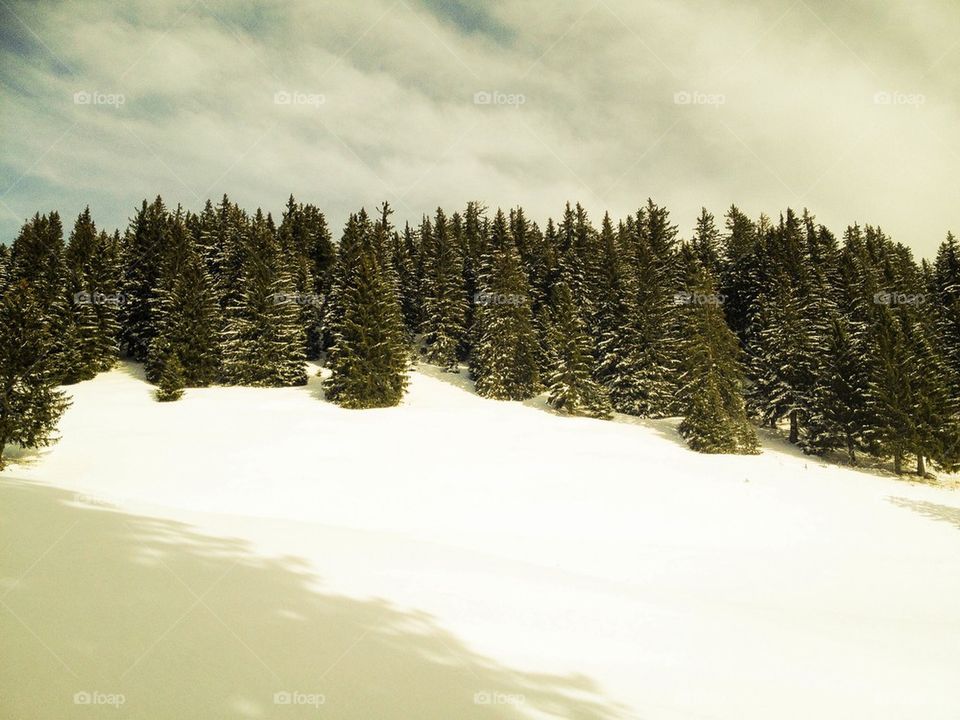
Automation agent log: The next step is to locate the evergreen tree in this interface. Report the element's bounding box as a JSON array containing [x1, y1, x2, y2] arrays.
[[802, 314, 869, 463], [120, 197, 169, 360], [718, 205, 758, 344], [470, 209, 540, 400], [691, 207, 721, 274], [324, 211, 409, 408], [145, 210, 221, 386], [421, 208, 467, 370], [222, 210, 306, 386], [543, 282, 611, 418], [155, 353, 185, 402], [592, 213, 645, 413], [676, 265, 758, 454], [0, 280, 71, 469]]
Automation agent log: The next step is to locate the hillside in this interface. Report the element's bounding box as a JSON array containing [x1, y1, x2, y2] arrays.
[[2, 363, 959, 719]]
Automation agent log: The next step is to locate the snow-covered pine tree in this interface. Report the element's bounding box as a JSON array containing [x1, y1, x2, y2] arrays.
[[470, 209, 539, 400], [145, 210, 222, 386], [119, 197, 169, 360], [802, 313, 869, 463], [155, 352, 185, 402], [620, 199, 681, 417], [0, 280, 71, 469], [395, 222, 421, 336], [718, 205, 759, 344], [591, 212, 645, 414], [691, 207, 721, 275], [934, 232, 960, 395], [543, 281, 611, 418], [221, 209, 306, 386], [459, 202, 486, 352], [324, 210, 409, 408], [421, 208, 467, 370], [62, 208, 105, 383], [676, 262, 758, 454]]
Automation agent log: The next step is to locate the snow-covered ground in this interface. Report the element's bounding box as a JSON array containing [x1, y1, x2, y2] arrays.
[[2, 363, 960, 719]]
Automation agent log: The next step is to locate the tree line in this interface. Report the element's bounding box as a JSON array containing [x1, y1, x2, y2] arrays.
[[1, 195, 958, 474]]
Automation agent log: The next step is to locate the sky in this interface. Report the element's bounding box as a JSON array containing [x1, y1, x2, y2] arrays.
[[1, 0, 958, 259]]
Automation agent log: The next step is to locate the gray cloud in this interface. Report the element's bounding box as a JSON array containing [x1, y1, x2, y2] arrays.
[[0, 0, 957, 257]]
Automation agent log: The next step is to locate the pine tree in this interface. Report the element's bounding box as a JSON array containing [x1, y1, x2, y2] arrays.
[[0, 243, 10, 292], [470, 209, 540, 400], [120, 197, 169, 360], [621, 200, 680, 416], [543, 282, 611, 418], [802, 314, 868, 463], [0, 280, 71, 469], [718, 205, 758, 344], [691, 207, 721, 274], [222, 210, 306, 386], [421, 208, 466, 370], [62, 208, 105, 382], [674, 256, 759, 453], [324, 211, 409, 408], [155, 353, 185, 402], [591, 213, 645, 413], [145, 210, 222, 386]]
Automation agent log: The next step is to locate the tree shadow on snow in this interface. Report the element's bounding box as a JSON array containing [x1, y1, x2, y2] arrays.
[[0, 479, 630, 720], [887, 496, 960, 532]]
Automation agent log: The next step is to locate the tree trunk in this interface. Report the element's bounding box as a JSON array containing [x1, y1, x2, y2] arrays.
[[917, 454, 926, 477], [894, 449, 903, 475], [788, 409, 799, 444], [846, 435, 856, 466]]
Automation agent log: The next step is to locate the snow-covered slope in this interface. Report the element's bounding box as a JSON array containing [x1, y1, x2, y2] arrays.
[[2, 363, 959, 719]]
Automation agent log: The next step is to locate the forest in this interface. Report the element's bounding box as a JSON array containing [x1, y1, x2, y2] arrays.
[[1, 195, 958, 474]]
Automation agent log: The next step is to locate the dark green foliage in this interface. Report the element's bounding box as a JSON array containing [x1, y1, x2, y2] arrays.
[[591, 213, 645, 414], [543, 282, 611, 418], [145, 210, 222, 386], [0, 280, 71, 468], [155, 353, 185, 402], [324, 211, 409, 408], [802, 314, 868, 462], [470, 210, 540, 400], [421, 208, 467, 370], [676, 263, 758, 454], [222, 210, 306, 387], [120, 197, 169, 361]]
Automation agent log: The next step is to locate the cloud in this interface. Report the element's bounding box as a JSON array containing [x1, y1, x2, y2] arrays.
[[0, 0, 957, 256]]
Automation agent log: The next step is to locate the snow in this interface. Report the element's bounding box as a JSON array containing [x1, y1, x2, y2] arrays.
[[2, 362, 960, 719]]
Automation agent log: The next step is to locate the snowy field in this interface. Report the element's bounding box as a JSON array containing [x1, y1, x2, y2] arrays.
[[2, 362, 960, 719]]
